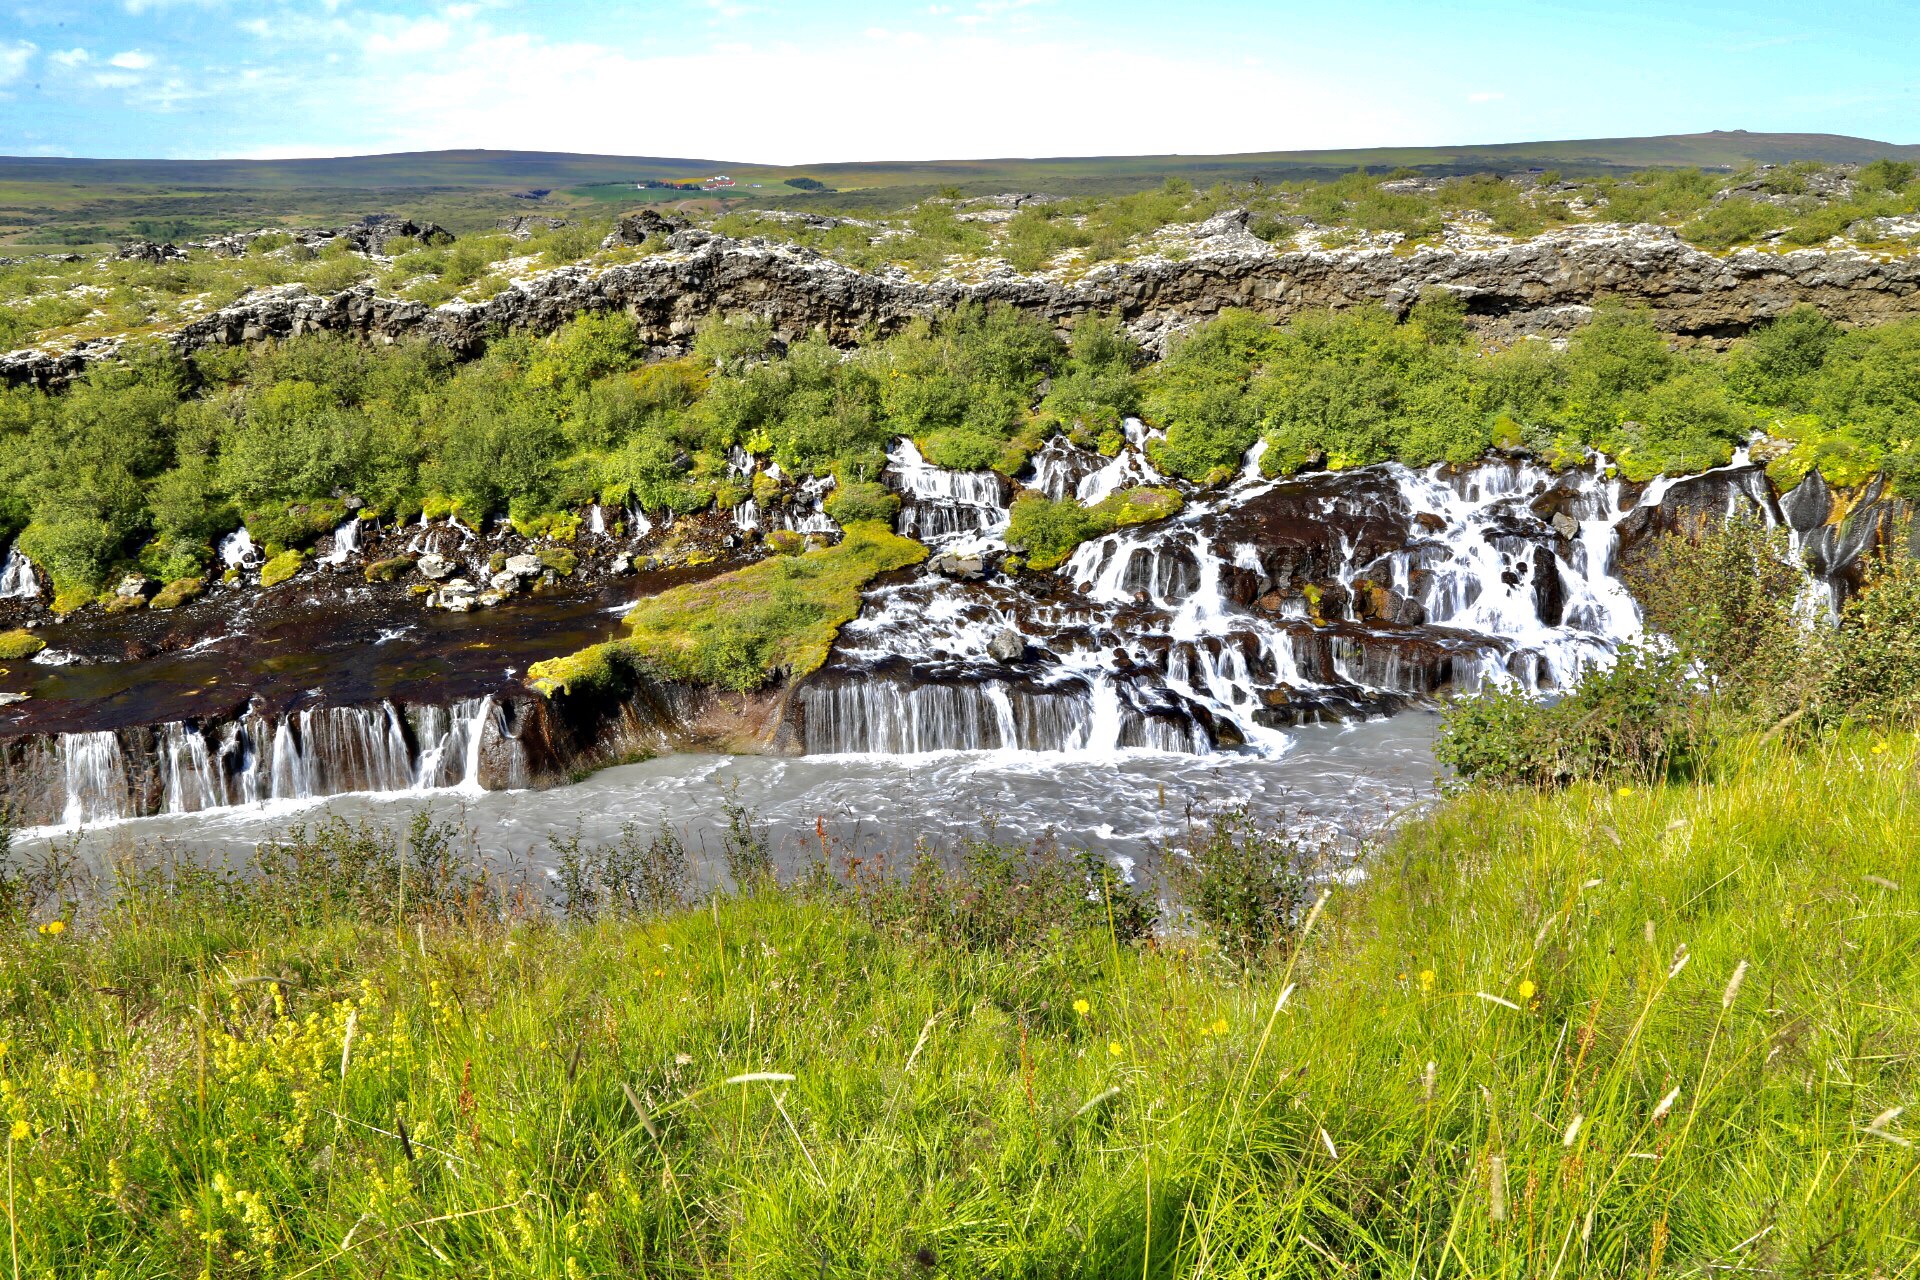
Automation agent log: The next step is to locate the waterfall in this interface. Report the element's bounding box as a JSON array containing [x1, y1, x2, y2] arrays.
[[218, 528, 263, 570], [319, 517, 364, 566], [589, 505, 607, 535], [0, 545, 37, 599], [33, 697, 511, 831], [59, 732, 131, 827], [812, 433, 1757, 760], [887, 439, 1008, 544]]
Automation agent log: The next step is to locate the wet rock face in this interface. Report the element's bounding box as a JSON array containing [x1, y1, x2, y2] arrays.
[[12, 223, 1920, 388]]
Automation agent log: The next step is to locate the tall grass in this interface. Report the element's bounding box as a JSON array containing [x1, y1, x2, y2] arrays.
[[2, 731, 1917, 1274]]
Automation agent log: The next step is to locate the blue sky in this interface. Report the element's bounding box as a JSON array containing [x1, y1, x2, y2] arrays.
[[1, 0, 1915, 162]]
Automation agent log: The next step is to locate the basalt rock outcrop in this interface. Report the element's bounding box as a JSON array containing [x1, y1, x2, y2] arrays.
[[8, 223, 1920, 388]]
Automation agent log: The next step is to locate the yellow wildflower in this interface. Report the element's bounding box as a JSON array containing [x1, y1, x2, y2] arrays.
[[1517, 979, 1536, 1001], [1872, 741, 1891, 755], [8, 1119, 28, 1141], [1419, 969, 1436, 992], [1615, 786, 1634, 798], [1107, 1041, 1123, 1057], [38, 919, 65, 936], [1072, 998, 1090, 1016], [1210, 1017, 1229, 1035]]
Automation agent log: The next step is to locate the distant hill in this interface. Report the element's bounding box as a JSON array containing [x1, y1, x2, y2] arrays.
[[3, 131, 1914, 247]]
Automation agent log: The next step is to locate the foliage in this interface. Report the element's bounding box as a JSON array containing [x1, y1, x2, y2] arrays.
[[1818, 547, 1920, 724], [1436, 643, 1700, 786], [1625, 512, 1811, 718], [1006, 485, 1184, 571], [147, 576, 203, 610], [1165, 809, 1313, 966]]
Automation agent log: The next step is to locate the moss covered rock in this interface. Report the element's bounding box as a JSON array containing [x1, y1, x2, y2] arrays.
[[0, 629, 46, 661], [259, 549, 305, 588], [150, 577, 205, 610]]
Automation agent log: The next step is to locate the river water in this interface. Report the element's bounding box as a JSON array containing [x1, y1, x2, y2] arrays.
[[14, 715, 1441, 884]]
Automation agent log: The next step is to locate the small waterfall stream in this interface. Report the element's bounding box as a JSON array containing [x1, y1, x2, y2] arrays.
[[0, 545, 37, 599], [35, 696, 506, 829]]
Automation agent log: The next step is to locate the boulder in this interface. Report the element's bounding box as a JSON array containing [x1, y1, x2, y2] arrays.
[[436, 578, 478, 611], [504, 553, 544, 578], [930, 551, 987, 581], [488, 571, 522, 593], [114, 574, 150, 599], [987, 628, 1026, 662], [609, 553, 635, 576], [417, 553, 457, 581], [601, 208, 691, 250]]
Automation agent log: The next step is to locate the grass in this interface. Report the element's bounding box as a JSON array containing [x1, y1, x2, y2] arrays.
[[528, 520, 926, 696], [3, 729, 1917, 1274]]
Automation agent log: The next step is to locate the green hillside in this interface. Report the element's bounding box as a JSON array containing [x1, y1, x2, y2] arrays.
[[3, 131, 1915, 246]]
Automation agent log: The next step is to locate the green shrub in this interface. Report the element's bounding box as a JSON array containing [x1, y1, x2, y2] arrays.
[[1818, 549, 1920, 724], [363, 555, 413, 583], [1007, 486, 1184, 571], [1166, 810, 1313, 967], [1436, 644, 1699, 787], [822, 480, 899, 527]]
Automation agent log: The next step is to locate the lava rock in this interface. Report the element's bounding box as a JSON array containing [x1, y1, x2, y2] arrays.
[[417, 554, 457, 581], [930, 551, 987, 581], [609, 553, 634, 575], [488, 570, 522, 593], [601, 208, 691, 250], [987, 628, 1026, 662], [504, 553, 544, 578]]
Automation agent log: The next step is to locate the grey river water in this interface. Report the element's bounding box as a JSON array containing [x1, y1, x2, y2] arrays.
[[16, 715, 1442, 886]]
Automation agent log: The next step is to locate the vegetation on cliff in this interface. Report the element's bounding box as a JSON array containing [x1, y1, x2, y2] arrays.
[[528, 521, 926, 695], [1007, 484, 1185, 571], [1, 724, 1915, 1273], [4, 295, 1919, 607]]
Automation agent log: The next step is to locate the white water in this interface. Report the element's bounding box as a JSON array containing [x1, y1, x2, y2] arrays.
[[319, 517, 364, 566], [217, 528, 263, 570], [29, 696, 502, 833], [809, 428, 1696, 759], [0, 545, 36, 599]]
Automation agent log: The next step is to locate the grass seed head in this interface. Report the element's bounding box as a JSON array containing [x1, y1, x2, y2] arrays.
[[1722, 960, 1749, 1009]]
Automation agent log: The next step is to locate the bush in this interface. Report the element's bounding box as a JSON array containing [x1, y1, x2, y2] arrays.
[[1624, 512, 1809, 719], [822, 480, 899, 527], [148, 576, 203, 610], [1818, 548, 1920, 724], [554, 821, 692, 921], [1166, 810, 1314, 966], [1007, 486, 1185, 571], [1436, 644, 1700, 787]]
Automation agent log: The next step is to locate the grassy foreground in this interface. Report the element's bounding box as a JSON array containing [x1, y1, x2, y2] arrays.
[[5, 733, 1920, 1276]]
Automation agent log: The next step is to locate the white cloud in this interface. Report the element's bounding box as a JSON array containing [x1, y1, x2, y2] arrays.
[[239, 26, 1418, 164], [0, 40, 34, 85], [49, 48, 91, 68], [109, 50, 156, 70], [1467, 91, 1505, 103], [91, 71, 140, 89], [365, 17, 453, 56]]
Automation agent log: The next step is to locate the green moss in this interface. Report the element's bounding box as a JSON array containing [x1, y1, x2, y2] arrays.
[[1008, 486, 1185, 571], [511, 510, 582, 542], [364, 556, 414, 583], [537, 522, 927, 696], [527, 640, 642, 699], [0, 629, 46, 661], [259, 549, 305, 588], [149, 577, 204, 610], [538, 548, 579, 577]]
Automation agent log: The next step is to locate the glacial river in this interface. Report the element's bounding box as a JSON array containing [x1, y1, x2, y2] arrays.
[[15, 715, 1441, 886]]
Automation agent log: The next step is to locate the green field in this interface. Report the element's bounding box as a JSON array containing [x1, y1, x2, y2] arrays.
[[4, 130, 1916, 246]]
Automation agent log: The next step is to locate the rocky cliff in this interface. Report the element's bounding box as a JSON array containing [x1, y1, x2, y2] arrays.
[[6, 221, 1918, 388]]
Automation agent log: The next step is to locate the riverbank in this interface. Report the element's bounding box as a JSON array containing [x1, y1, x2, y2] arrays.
[[4, 729, 1915, 1274]]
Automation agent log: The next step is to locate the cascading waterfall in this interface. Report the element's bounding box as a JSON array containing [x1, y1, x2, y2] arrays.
[[0, 545, 37, 599], [217, 528, 263, 570], [319, 516, 364, 566], [805, 423, 1782, 759], [34, 696, 509, 830]]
